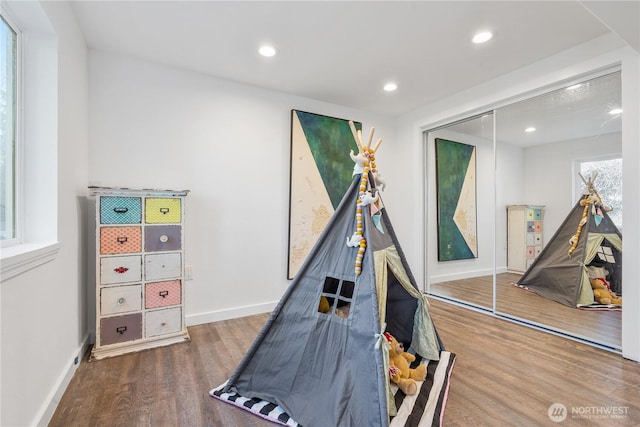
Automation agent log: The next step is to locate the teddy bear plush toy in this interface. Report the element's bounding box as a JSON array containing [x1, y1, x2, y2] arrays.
[[385, 333, 426, 395], [590, 279, 622, 305], [587, 265, 622, 306]]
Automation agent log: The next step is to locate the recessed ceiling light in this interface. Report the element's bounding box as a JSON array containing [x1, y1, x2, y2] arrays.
[[525, 127, 536, 133], [609, 108, 623, 115], [259, 45, 277, 57], [472, 31, 493, 44], [383, 82, 398, 92]]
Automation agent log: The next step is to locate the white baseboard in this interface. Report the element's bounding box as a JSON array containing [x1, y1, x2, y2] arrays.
[[36, 334, 92, 427], [430, 268, 494, 284], [186, 301, 278, 326]]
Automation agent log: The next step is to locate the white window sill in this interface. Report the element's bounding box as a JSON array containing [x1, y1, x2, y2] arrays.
[[1, 242, 61, 282]]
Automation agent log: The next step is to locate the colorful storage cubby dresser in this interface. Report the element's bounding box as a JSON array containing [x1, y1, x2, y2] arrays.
[[507, 205, 545, 274], [90, 187, 190, 361]]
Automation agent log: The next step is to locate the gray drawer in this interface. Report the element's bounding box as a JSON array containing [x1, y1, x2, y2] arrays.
[[100, 313, 142, 346], [145, 225, 182, 252]]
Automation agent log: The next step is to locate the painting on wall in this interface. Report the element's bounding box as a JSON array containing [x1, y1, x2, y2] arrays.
[[435, 138, 478, 261], [288, 110, 361, 279]]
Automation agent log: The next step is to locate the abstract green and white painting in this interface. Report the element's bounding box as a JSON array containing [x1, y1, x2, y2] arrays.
[[435, 138, 478, 261], [288, 110, 361, 278]]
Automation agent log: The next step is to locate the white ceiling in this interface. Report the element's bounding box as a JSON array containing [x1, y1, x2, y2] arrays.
[[70, 1, 639, 118]]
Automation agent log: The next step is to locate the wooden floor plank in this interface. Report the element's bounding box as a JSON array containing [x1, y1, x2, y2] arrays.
[[49, 303, 638, 426]]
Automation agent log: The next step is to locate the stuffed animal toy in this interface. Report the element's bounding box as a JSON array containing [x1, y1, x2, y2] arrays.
[[318, 296, 331, 313], [587, 265, 622, 305], [385, 333, 426, 395], [590, 283, 622, 305]]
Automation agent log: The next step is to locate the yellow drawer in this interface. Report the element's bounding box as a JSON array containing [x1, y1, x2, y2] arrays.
[[145, 198, 181, 223]]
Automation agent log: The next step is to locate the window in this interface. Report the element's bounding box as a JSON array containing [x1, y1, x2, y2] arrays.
[[317, 276, 355, 319], [1, 1, 59, 280], [1, 13, 18, 246], [575, 156, 623, 230]]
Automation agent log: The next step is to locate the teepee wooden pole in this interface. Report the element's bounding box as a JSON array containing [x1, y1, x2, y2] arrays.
[[372, 138, 382, 153], [367, 127, 375, 148], [349, 121, 362, 151]]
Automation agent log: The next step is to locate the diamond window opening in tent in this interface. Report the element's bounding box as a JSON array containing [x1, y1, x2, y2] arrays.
[[318, 275, 354, 319], [597, 245, 616, 263]]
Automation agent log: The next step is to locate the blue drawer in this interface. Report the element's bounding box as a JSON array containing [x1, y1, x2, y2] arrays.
[[100, 196, 142, 224], [534, 209, 543, 221]]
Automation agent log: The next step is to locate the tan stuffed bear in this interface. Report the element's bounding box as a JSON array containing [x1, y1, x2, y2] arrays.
[[591, 285, 622, 305], [318, 296, 330, 313], [587, 265, 622, 306], [385, 333, 426, 395]]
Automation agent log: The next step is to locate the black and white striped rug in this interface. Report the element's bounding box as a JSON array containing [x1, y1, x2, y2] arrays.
[[210, 351, 455, 427], [390, 351, 456, 427]]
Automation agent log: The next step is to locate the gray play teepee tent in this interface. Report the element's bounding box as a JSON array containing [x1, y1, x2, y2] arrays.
[[517, 174, 622, 307], [211, 125, 454, 427]]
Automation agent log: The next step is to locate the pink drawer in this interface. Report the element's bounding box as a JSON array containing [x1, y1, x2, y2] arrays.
[[145, 280, 181, 308], [100, 226, 142, 254]]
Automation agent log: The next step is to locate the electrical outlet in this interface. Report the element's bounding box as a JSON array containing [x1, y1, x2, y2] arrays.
[[185, 265, 193, 281]]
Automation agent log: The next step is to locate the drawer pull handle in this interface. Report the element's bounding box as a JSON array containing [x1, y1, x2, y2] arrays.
[[160, 208, 170, 215], [116, 326, 127, 334], [117, 297, 125, 304], [114, 266, 129, 274], [159, 290, 169, 298], [113, 207, 129, 213], [159, 235, 168, 243], [117, 236, 128, 244]]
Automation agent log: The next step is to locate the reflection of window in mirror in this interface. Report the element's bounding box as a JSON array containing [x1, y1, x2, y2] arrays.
[[574, 156, 622, 231]]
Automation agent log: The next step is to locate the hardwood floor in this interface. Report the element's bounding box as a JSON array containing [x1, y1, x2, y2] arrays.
[[430, 299, 639, 427], [49, 299, 639, 426], [429, 272, 621, 348]]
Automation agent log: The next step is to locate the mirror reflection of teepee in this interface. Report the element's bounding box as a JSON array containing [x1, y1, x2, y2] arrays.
[[516, 172, 622, 308]]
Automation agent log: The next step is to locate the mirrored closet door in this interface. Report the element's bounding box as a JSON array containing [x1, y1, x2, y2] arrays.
[[425, 70, 622, 351], [425, 113, 495, 311]]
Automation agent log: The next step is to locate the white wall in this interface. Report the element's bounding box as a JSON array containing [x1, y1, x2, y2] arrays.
[[87, 51, 395, 326], [0, 1, 89, 426], [395, 33, 640, 362]]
